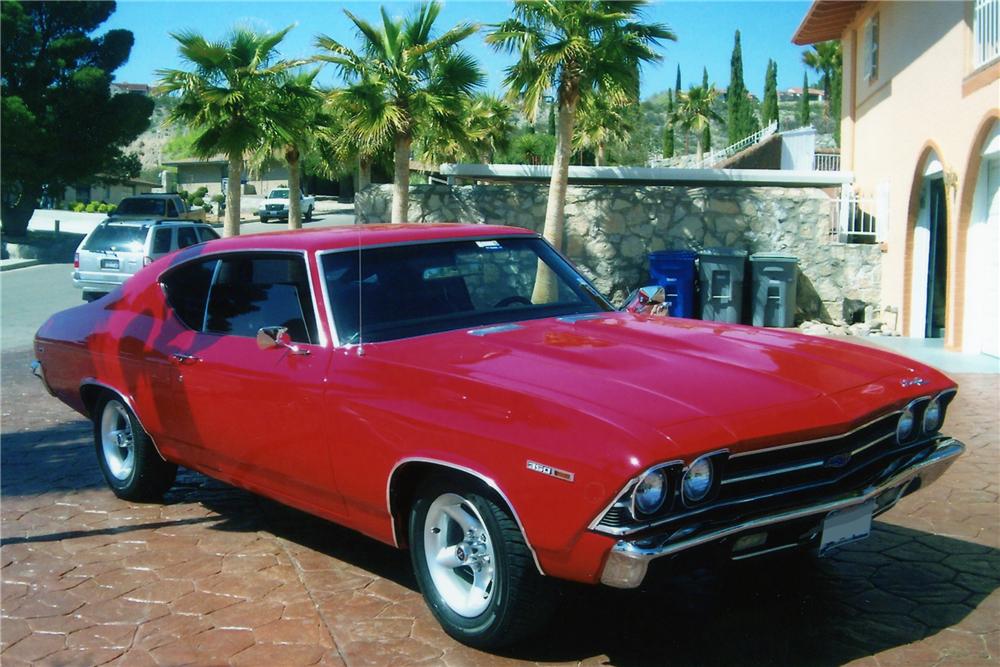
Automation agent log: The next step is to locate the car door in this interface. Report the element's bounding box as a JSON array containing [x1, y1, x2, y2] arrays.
[[159, 251, 343, 515]]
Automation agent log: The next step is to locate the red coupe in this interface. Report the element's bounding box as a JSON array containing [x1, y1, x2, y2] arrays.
[[33, 224, 964, 648]]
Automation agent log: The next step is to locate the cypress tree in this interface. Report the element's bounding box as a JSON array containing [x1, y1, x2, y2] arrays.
[[831, 66, 842, 145], [701, 67, 711, 152], [547, 102, 556, 135], [675, 65, 682, 94], [762, 60, 779, 126], [727, 30, 749, 143], [663, 90, 675, 157], [798, 71, 811, 126]]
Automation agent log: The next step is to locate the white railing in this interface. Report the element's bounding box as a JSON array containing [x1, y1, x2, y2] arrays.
[[829, 184, 889, 243], [813, 153, 841, 171], [699, 122, 778, 168], [975, 0, 1000, 68]]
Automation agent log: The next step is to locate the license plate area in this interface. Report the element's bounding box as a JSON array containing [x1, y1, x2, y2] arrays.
[[819, 500, 874, 555], [100, 258, 120, 270]]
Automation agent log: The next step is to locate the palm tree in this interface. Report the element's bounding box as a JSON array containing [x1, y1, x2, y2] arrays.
[[157, 26, 305, 237], [416, 93, 515, 164], [672, 85, 721, 163], [315, 2, 483, 223], [487, 1, 674, 301], [574, 95, 634, 166], [251, 69, 325, 229], [802, 40, 842, 117]]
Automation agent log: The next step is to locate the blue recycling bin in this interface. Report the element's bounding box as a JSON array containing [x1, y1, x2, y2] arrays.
[[648, 250, 697, 318]]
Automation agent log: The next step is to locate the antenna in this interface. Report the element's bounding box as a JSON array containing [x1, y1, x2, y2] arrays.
[[356, 223, 364, 357]]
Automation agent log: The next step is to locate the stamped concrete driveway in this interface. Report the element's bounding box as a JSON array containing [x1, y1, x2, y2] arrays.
[[1, 343, 998, 666]]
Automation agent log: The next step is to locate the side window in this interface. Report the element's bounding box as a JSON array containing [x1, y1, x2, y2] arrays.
[[166, 200, 179, 217], [161, 258, 217, 331], [196, 227, 219, 243], [863, 13, 879, 82], [151, 228, 172, 255], [204, 254, 318, 344], [176, 227, 199, 249]]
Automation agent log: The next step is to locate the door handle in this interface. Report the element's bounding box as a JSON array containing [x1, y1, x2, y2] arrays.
[[171, 352, 201, 364]]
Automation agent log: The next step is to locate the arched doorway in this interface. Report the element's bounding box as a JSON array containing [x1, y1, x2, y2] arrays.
[[908, 151, 949, 339], [963, 120, 1000, 357]]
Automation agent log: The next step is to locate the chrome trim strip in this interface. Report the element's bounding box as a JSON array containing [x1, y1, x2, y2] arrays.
[[556, 313, 606, 323], [385, 456, 545, 575], [730, 542, 799, 561], [467, 324, 523, 336], [728, 409, 910, 459], [78, 379, 169, 462], [610, 438, 964, 564], [586, 459, 684, 532], [721, 458, 826, 485]]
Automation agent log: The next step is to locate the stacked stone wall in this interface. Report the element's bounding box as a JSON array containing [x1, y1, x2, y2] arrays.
[[356, 183, 881, 323]]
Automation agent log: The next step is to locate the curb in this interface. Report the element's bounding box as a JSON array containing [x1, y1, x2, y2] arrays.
[[0, 259, 42, 272]]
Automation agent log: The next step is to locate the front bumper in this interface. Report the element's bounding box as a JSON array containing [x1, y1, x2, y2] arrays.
[[259, 209, 289, 219], [600, 437, 965, 588]]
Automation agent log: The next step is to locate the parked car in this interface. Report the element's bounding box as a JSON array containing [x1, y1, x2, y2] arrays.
[[257, 187, 315, 223], [111, 194, 207, 222], [33, 224, 963, 648], [72, 218, 219, 301]]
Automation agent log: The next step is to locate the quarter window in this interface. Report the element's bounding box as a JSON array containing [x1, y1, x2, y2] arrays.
[[204, 254, 318, 344], [161, 258, 217, 331], [176, 227, 199, 249]]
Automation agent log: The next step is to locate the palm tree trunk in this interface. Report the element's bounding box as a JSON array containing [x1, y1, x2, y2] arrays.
[[595, 142, 606, 167], [225, 155, 242, 237], [696, 136, 704, 163], [391, 134, 412, 224], [358, 156, 371, 191], [533, 96, 577, 304], [287, 146, 302, 230]]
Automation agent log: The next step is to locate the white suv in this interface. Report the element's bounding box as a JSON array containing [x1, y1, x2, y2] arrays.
[[73, 219, 219, 301]]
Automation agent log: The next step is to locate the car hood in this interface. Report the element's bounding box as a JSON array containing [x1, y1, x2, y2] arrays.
[[366, 313, 946, 452]]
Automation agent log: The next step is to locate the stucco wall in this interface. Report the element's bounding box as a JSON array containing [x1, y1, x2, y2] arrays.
[[839, 0, 1000, 349], [356, 184, 882, 324]]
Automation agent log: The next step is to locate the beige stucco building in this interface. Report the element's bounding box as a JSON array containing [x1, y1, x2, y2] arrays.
[[162, 157, 291, 199], [62, 178, 158, 206], [795, 0, 999, 356]]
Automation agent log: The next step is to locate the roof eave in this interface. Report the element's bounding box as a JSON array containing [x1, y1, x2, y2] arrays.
[[792, 0, 866, 45]]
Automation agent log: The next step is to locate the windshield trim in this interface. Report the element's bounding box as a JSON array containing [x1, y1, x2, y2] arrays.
[[315, 234, 613, 348]]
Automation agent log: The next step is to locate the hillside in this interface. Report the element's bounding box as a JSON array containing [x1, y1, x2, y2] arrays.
[[124, 95, 183, 181]]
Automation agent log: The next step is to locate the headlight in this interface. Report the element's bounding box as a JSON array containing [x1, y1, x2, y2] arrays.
[[897, 407, 916, 443], [923, 397, 943, 432], [682, 456, 714, 503], [632, 469, 667, 515]]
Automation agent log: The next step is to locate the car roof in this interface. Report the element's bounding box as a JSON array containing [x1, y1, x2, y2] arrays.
[[102, 218, 199, 227], [188, 224, 537, 254], [125, 194, 176, 199]]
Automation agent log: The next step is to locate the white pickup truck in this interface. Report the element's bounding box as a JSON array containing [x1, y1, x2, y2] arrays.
[[257, 188, 315, 223]]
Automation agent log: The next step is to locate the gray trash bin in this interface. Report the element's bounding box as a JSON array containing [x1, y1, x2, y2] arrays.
[[750, 253, 799, 327], [698, 248, 747, 323]]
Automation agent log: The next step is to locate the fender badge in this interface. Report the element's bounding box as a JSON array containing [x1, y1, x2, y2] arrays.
[[825, 452, 852, 469], [900, 377, 928, 387], [527, 460, 575, 482]]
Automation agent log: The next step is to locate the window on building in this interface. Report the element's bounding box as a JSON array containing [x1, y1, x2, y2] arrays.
[[975, 0, 1000, 68], [75, 186, 91, 204], [863, 13, 879, 82]]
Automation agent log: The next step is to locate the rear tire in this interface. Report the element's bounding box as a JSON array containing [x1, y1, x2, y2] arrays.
[[93, 393, 176, 501], [409, 477, 556, 649], [305, 207, 314, 222], [260, 216, 269, 224]]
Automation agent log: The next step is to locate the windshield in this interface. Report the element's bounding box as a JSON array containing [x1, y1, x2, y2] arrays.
[[321, 237, 611, 344], [84, 223, 148, 253], [116, 198, 167, 216], [268, 189, 289, 199]]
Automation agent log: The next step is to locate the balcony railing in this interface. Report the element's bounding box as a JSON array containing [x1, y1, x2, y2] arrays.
[[829, 185, 889, 244], [975, 0, 1000, 68], [813, 153, 841, 171]]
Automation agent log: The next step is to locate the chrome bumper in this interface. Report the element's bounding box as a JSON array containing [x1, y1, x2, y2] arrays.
[[600, 438, 965, 588], [31, 359, 54, 395]]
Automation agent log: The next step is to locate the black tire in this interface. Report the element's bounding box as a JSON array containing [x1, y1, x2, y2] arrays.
[[93, 393, 177, 502], [305, 207, 314, 222], [260, 216, 269, 224], [409, 476, 556, 649]]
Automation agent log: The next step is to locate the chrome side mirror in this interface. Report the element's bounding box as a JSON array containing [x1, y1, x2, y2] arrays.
[[623, 285, 667, 315], [256, 326, 309, 355]]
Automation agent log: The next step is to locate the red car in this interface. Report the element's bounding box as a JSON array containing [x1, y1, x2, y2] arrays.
[[33, 224, 964, 648]]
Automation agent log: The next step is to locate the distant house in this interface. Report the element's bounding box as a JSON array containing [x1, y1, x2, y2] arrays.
[[110, 82, 151, 96], [161, 156, 291, 198], [62, 177, 159, 206], [794, 0, 999, 356], [778, 87, 826, 102]]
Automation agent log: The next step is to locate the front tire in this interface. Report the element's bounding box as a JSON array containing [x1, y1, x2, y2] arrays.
[[409, 478, 555, 649], [305, 207, 314, 221], [93, 394, 176, 501]]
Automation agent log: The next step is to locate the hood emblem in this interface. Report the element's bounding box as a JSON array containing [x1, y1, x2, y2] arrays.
[[527, 460, 574, 482], [825, 453, 852, 469], [900, 377, 928, 387]]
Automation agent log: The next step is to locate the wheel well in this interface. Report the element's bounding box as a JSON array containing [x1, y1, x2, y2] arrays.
[[80, 383, 107, 418], [388, 461, 500, 550]]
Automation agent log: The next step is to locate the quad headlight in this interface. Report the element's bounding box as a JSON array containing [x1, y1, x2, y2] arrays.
[[682, 456, 714, 504], [923, 396, 944, 433], [632, 469, 667, 515], [896, 407, 916, 443]]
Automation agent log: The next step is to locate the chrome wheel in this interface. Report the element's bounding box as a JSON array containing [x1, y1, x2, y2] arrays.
[[423, 493, 496, 618], [100, 399, 135, 481]]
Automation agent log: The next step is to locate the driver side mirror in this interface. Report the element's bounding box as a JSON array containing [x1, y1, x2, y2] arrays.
[[622, 285, 667, 315], [256, 326, 309, 355]]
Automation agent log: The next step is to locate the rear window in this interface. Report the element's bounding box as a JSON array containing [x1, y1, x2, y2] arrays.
[[116, 198, 167, 216], [84, 224, 148, 253]]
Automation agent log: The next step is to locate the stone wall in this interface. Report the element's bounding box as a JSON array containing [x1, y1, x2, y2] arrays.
[[356, 183, 882, 323]]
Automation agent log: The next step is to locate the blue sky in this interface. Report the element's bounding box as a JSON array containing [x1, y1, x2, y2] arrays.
[[105, 0, 815, 100]]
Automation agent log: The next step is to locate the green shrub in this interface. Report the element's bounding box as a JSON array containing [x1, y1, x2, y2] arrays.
[[202, 203, 213, 214], [210, 193, 224, 204], [97, 203, 111, 213], [72, 202, 86, 212], [177, 189, 189, 201], [85, 201, 100, 213], [107, 204, 117, 214], [193, 186, 208, 199], [192, 197, 205, 207]]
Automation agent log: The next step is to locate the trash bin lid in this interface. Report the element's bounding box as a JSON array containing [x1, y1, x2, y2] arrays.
[[650, 249, 698, 260], [750, 252, 798, 263], [699, 247, 748, 258]]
